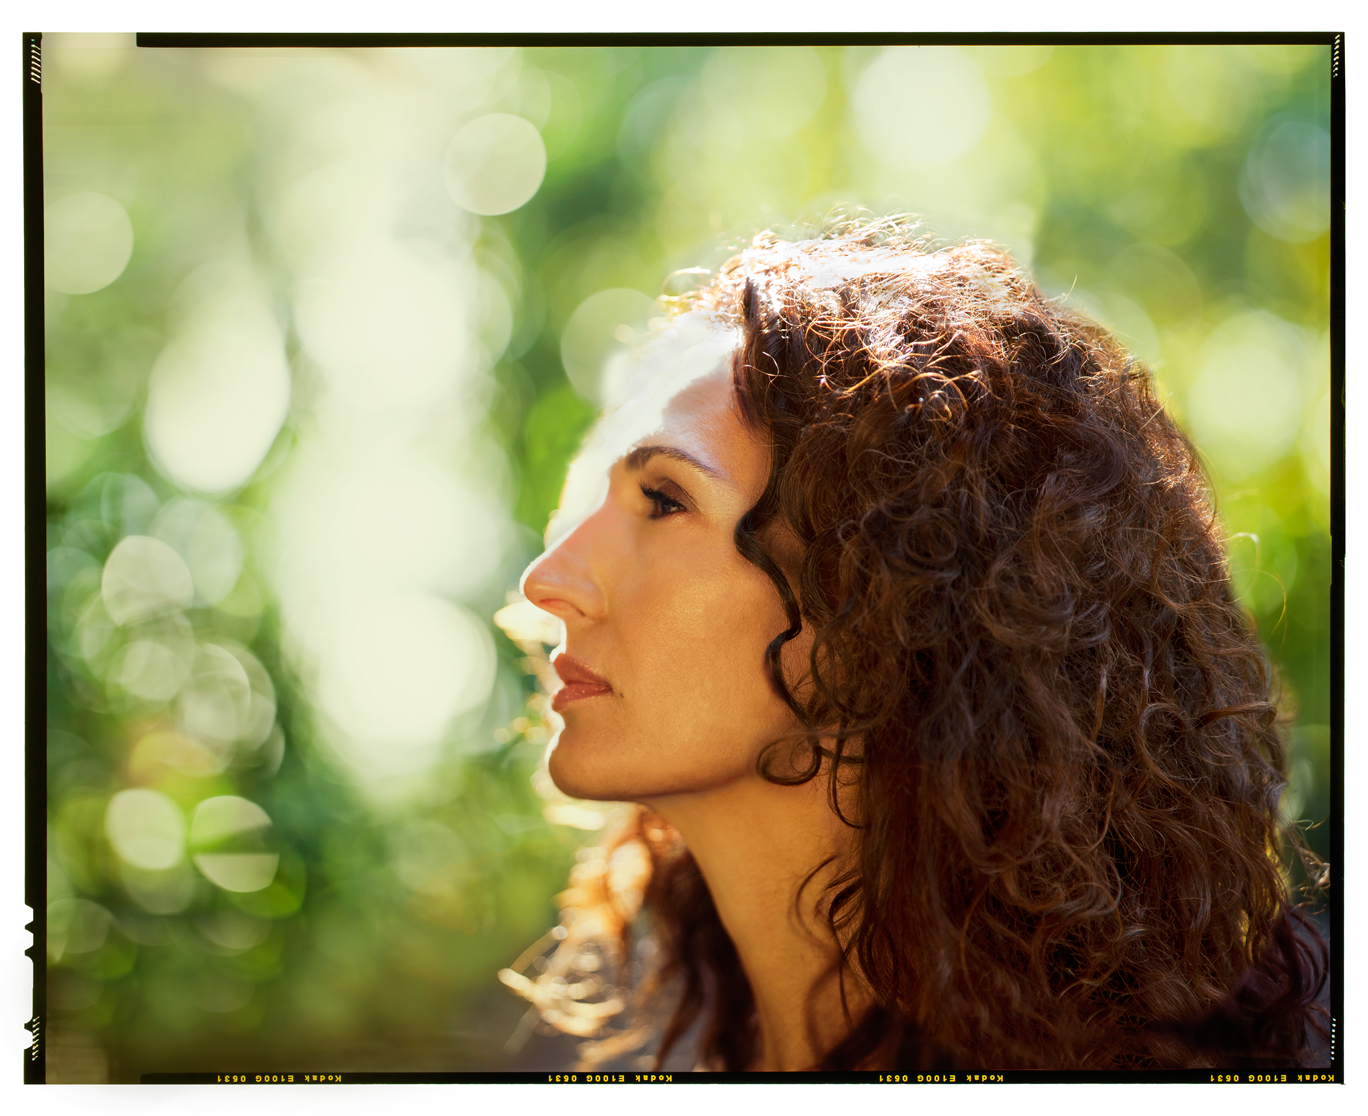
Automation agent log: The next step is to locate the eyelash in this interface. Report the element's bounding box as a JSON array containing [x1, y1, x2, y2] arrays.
[[639, 483, 686, 519]]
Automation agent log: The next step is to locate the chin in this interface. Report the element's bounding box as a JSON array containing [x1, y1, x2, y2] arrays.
[[546, 729, 753, 805], [544, 730, 622, 803], [545, 728, 686, 803]]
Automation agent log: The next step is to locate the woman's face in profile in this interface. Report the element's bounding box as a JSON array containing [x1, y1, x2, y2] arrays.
[[521, 340, 803, 804]]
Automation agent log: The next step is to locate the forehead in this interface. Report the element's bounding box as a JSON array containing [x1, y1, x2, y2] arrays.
[[629, 366, 774, 507], [649, 367, 742, 466], [546, 319, 763, 543]]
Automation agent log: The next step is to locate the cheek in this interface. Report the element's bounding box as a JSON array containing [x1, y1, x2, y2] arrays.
[[628, 558, 786, 698], [624, 568, 800, 782]]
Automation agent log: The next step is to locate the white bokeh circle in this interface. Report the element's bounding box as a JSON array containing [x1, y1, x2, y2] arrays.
[[443, 114, 547, 216], [45, 191, 134, 294]]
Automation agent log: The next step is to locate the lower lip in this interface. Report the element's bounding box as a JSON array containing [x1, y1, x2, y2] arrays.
[[551, 682, 613, 712]]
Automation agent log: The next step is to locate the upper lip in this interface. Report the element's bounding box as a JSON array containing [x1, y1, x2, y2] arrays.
[[552, 653, 612, 689]]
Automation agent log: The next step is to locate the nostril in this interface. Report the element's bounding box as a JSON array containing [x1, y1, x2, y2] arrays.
[[521, 562, 581, 620], [530, 594, 580, 620], [520, 529, 601, 621]]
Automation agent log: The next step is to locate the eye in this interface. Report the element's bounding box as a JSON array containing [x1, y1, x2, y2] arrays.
[[639, 483, 686, 519]]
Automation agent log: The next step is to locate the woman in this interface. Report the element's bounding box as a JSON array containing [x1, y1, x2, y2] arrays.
[[501, 218, 1327, 1071]]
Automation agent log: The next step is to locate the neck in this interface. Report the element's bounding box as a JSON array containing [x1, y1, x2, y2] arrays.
[[643, 772, 866, 1071]]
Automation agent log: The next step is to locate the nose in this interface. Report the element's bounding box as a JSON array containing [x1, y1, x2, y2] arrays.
[[520, 520, 605, 623]]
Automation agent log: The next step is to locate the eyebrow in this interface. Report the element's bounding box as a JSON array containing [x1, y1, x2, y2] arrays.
[[622, 443, 723, 479]]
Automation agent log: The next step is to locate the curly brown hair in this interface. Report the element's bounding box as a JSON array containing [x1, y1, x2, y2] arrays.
[[505, 218, 1326, 1071]]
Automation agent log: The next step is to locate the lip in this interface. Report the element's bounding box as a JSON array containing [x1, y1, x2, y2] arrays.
[[551, 653, 614, 712]]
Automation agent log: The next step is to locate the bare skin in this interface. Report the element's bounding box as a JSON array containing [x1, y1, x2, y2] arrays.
[[647, 777, 867, 1070], [521, 338, 868, 1070]]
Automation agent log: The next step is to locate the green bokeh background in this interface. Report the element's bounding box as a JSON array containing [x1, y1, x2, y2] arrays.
[[41, 40, 1332, 1081]]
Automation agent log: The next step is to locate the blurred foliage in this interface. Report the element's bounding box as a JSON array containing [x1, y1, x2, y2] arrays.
[[41, 39, 1331, 1081]]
